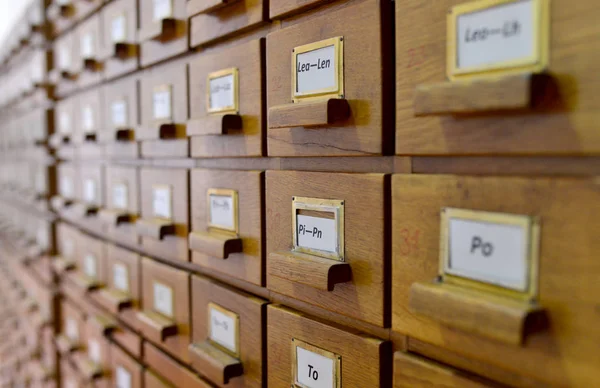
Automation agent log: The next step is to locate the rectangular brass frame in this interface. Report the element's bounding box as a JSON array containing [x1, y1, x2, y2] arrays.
[[152, 84, 173, 122], [207, 188, 239, 234], [151, 184, 173, 221], [112, 182, 128, 210], [447, 0, 549, 80], [153, 281, 174, 319], [111, 13, 127, 43], [207, 302, 240, 358], [292, 196, 345, 262], [439, 207, 540, 301], [153, 0, 174, 21], [206, 68, 239, 115], [291, 338, 341, 388], [291, 36, 344, 103]]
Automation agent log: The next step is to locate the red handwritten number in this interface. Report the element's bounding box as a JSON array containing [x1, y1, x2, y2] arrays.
[[399, 228, 420, 255], [406, 46, 426, 69]]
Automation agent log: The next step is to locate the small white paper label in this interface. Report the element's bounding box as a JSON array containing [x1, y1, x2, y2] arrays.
[[152, 186, 172, 219], [209, 74, 235, 112], [296, 214, 337, 254], [81, 33, 94, 58], [37, 228, 48, 249], [209, 194, 235, 231], [153, 0, 173, 21], [456, 0, 535, 71], [84, 254, 97, 278], [59, 46, 71, 69], [448, 218, 528, 291], [82, 105, 94, 133], [208, 305, 237, 354], [113, 263, 129, 293], [111, 14, 127, 43], [59, 111, 71, 135], [112, 184, 128, 210], [296, 345, 336, 388], [153, 87, 172, 121], [296, 44, 336, 96], [84, 179, 97, 203], [116, 366, 132, 388], [66, 318, 79, 341], [111, 100, 128, 127], [60, 177, 73, 198], [153, 282, 173, 318], [88, 339, 101, 364]]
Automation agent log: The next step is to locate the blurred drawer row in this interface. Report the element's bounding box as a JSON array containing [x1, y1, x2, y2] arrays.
[[51, 166, 600, 385]]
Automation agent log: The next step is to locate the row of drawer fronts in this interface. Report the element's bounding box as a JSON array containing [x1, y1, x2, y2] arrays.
[[54, 168, 600, 385], [46, 0, 600, 155]]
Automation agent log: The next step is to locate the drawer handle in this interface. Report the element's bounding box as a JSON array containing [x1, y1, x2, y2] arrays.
[[188, 230, 243, 259], [115, 128, 134, 142], [136, 218, 176, 240], [50, 196, 72, 212], [268, 251, 352, 291], [55, 334, 79, 354], [51, 256, 76, 275], [71, 202, 98, 218], [413, 73, 557, 116], [49, 133, 70, 148], [188, 0, 239, 15], [98, 209, 133, 227], [69, 272, 102, 293], [58, 4, 75, 19], [113, 43, 138, 61], [73, 353, 103, 381], [88, 313, 117, 336], [84, 132, 97, 142], [140, 18, 186, 44], [158, 123, 187, 139], [189, 341, 243, 385], [136, 311, 178, 342], [268, 98, 351, 129], [60, 70, 77, 81], [95, 288, 133, 316], [83, 58, 102, 73], [409, 282, 548, 346], [186, 114, 243, 136]]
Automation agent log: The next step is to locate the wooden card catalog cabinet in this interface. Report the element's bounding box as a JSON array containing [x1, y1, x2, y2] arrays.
[[72, 319, 111, 385], [267, 0, 394, 156], [188, 39, 264, 157], [136, 168, 189, 262], [101, 0, 139, 80], [267, 171, 387, 327], [51, 164, 77, 212], [111, 344, 143, 388], [67, 233, 107, 295], [268, 305, 389, 387], [189, 276, 267, 386], [144, 343, 213, 388], [397, 0, 600, 155], [73, 88, 103, 144], [392, 174, 600, 386], [139, 0, 187, 66], [138, 60, 189, 158], [138, 258, 191, 363], [189, 169, 263, 286], [72, 165, 104, 220], [188, 0, 268, 48], [75, 14, 104, 88]]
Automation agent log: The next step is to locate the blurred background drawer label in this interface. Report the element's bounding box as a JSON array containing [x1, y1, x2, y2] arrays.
[[112, 100, 128, 127], [293, 339, 340, 388], [81, 33, 95, 58], [153, 0, 173, 21], [82, 105, 94, 133], [208, 302, 239, 356], [59, 111, 71, 134], [66, 318, 79, 341], [116, 366, 132, 388], [84, 254, 97, 278], [153, 85, 173, 121], [88, 339, 101, 364], [113, 263, 129, 293], [113, 183, 129, 210], [152, 185, 172, 220], [153, 282, 174, 318], [84, 178, 97, 203], [112, 14, 127, 43], [207, 68, 238, 114], [208, 188, 238, 232], [293, 37, 344, 101], [61, 176, 73, 198]]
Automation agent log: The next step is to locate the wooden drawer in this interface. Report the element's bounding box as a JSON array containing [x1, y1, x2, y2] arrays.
[[65, 233, 108, 297], [188, 0, 268, 48], [139, 258, 191, 363], [138, 60, 189, 158], [138, 0, 188, 67], [111, 344, 143, 388], [392, 174, 600, 386], [268, 305, 390, 387], [50, 99, 75, 147], [75, 14, 104, 88], [56, 299, 85, 356], [270, 0, 348, 19], [266, 0, 394, 156], [53, 164, 77, 213], [72, 165, 104, 231], [266, 171, 388, 327], [137, 168, 189, 263], [72, 88, 103, 145], [101, 0, 140, 80], [396, 0, 600, 156], [188, 39, 265, 158], [100, 166, 140, 248], [190, 275, 267, 386], [101, 71, 139, 143], [54, 222, 79, 275], [72, 319, 112, 386], [190, 169, 264, 286], [144, 342, 212, 388], [50, 30, 78, 94]]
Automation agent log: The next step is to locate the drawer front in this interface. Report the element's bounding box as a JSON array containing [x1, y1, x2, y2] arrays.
[[101, 74, 139, 144], [190, 169, 264, 286], [188, 39, 265, 158], [267, 0, 393, 156], [392, 174, 600, 386], [54, 99, 75, 144], [139, 0, 188, 66], [60, 300, 86, 351], [73, 88, 103, 144], [267, 305, 389, 387], [270, 0, 345, 19], [81, 318, 112, 374], [54, 32, 77, 81], [111, 344, 143, 388], [189, 0, 268, 48], [57, 222, 80, 264], [74, 14, 104, 87], [396, 0, 600, 155], [266, 171, 387, 326], [57, 164, 77, 201], [101, 0, 139, 80], [102, 166, 139, 248], [77, 165, 104, 209], [144, 342, 212, 388], [74, 233, 108, 288], [138, 168, 189, 262], [190, 275, 267, 386], [140, 258, 191, 363]]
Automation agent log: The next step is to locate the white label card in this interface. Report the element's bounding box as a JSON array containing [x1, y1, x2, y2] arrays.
[[88, 339, 101, 364], [456, 0, 535, 71], [153, 282, 173, 318], [82, 105, 94, 133], [66, 318, 79, 341], [209, 194, 235, 231], [59, 111, 71, 135], [113, 263, 129, 293], [116, 366, 132, 388], [84, 179, 97, 203], [209, 74, 235, 112], [111, 14, 127, 43], [112, 183, 129, 210], [208, 305, 237, 354], [84, 254, 97, 278], [296, 345, 336, 388], [296, 44, 336, 95], [153, 87, 172, 121], [153, 0, 173, 21], [81, 33, 94, 58], [448, 218, 528, 291], [59, 46, 71, 69], [111, 100, 128, 127], [296, 214, 337, 254], [60, 177, 73, 198], [152, 186, 172, 219]]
